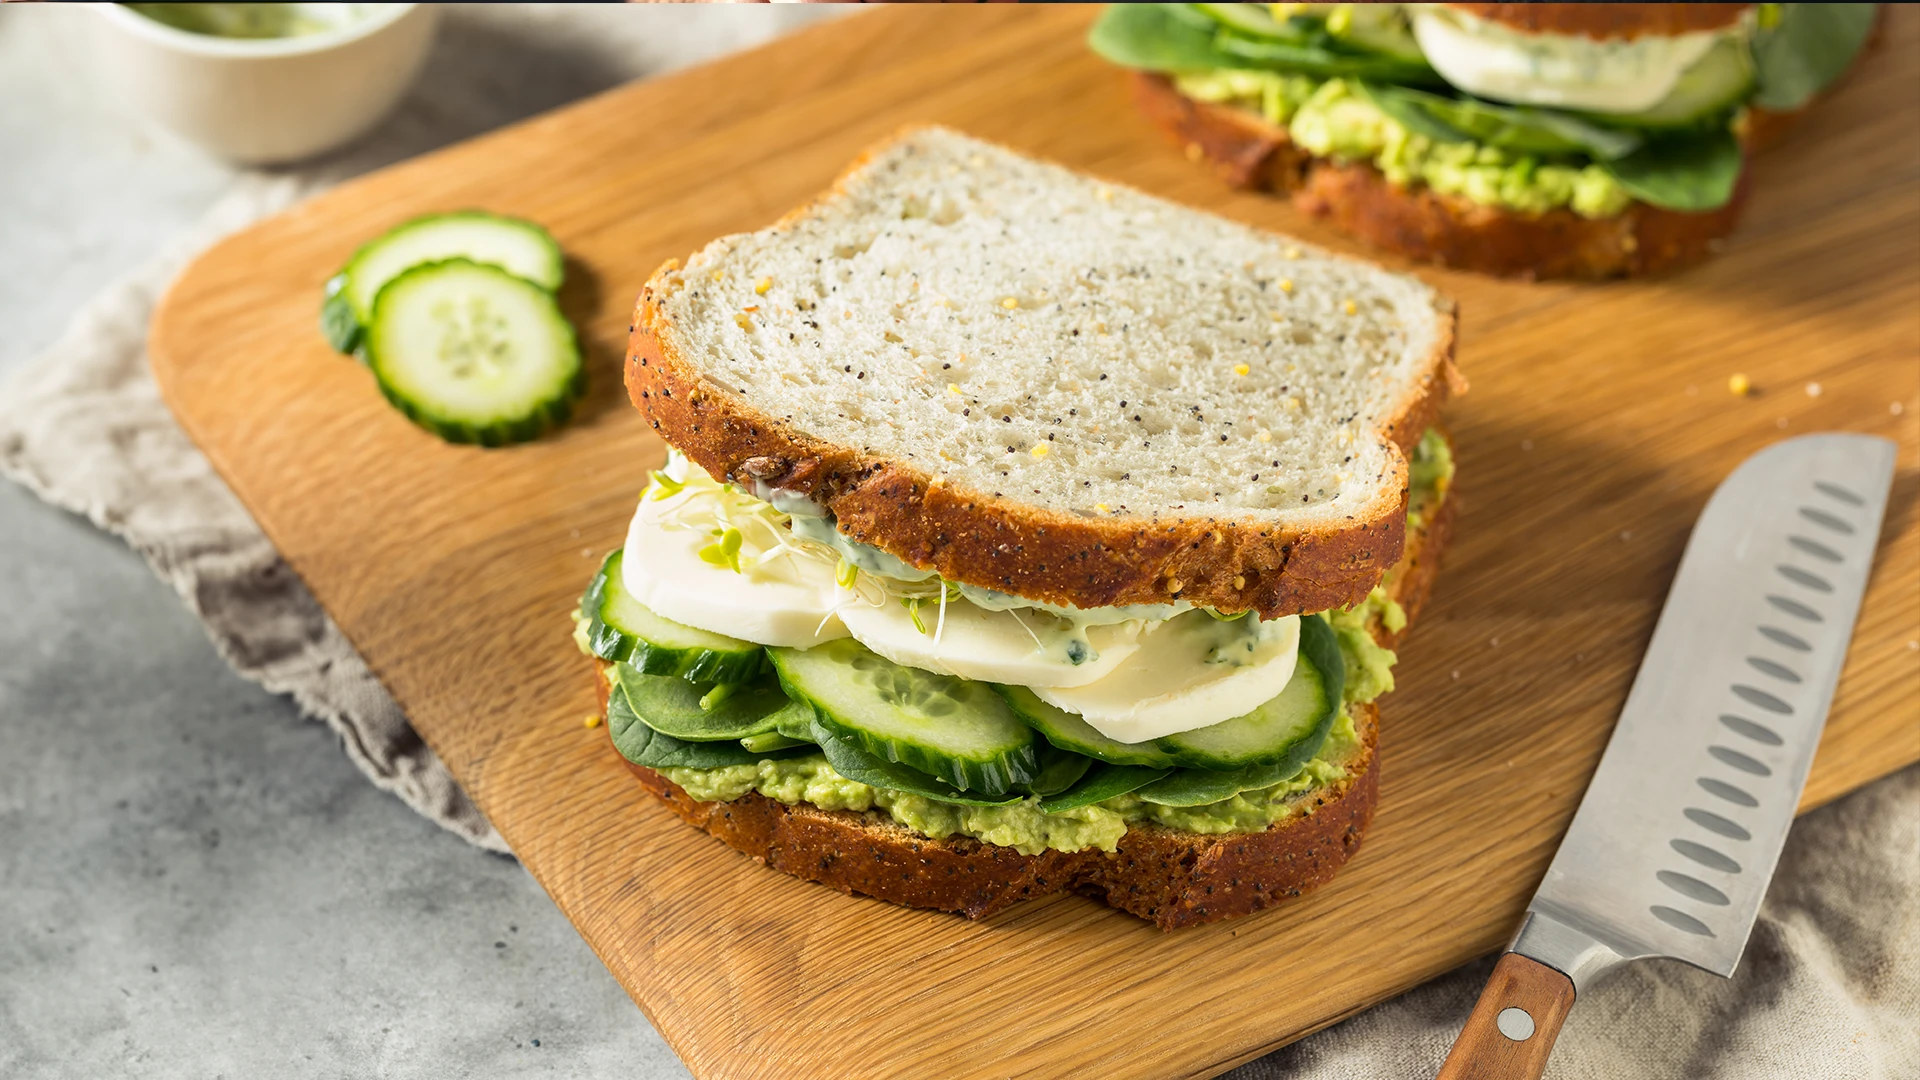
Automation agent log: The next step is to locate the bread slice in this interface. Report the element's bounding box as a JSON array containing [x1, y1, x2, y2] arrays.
[[627, 125, 1460, 619], [594, 461, 1456, 930], [1441, 3, 1755, 39], [1131, 73, 1751, 279]]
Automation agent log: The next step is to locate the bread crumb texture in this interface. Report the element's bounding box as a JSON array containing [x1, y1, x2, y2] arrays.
[[653, 127, 1446, 521]]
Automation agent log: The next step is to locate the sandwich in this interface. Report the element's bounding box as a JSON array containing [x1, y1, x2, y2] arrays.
[[1091, 3, 1881, 278], [576, 126, 1463, 929]]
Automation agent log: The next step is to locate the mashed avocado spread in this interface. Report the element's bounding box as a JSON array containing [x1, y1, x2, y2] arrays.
[[1174, 71, 1632, 218], [662, 710, 1363, 856], [1407, 427, 1454, 530], [609, 429, 1453, 856]]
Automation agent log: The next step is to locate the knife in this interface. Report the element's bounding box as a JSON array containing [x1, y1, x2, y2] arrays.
[[1436, 433, 1897, 1080]]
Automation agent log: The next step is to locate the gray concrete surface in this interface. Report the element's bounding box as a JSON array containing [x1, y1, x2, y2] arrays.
[[0, 6, 827, 1077]]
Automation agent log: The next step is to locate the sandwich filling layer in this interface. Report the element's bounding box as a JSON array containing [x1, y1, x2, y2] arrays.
[[575, 430, 1452, 855], [1174, 72, 1635, 218], [650, 711, 1362, 856]]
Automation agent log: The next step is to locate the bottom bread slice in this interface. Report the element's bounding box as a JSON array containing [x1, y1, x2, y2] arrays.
[[617, 700, 1377, 931]]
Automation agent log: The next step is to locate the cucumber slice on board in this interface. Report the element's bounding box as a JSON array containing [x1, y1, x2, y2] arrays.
[[997, 685, 1180, 768], [770, 639, 1038, 794], [364, 259, 584, 446], [582, 550, 769, 683], [808, 718, 1024, 807], [1039, 763, 1171, 814], [612, 663, 791, 742], [322, 211, 563, 354], [1157, 614, 1343, 768], [607, 683, 796, 769]]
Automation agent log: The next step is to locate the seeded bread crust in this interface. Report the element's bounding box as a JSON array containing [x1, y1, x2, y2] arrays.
[[594, 473, 1454, 930], [627, 163, 1459, 620], [628, 126, 1462, 620], [1130, 72, 1754, 280]]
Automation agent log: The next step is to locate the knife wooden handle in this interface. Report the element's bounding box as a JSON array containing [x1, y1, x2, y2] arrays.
[[1435, 952, 1576, 1080]]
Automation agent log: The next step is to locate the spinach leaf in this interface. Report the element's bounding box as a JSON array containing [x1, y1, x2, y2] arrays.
[[1360, 83, 1644, 160], [1191, 2, 1304, 42], [770, 698, 820, 742], [1601, 129, 1743, 212], [609, 682, 810, 768], [810, 719, 1024, 807], [1089, 3, 1442, 84], [1025, 742, 1095, 798], [1039, 764, 1171, 814], [1353, 81, 1471, 143], [1752, 4, 1878, 111], [1135, 759, 1300, 807], [612, 663, 791, 741], [1087, 3, 1234, 73], [606, 680, 656, 762], [1214, 31, 1443, 85]]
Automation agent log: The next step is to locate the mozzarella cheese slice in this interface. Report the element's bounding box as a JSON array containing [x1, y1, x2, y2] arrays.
[[622, 501, 850, 649], [1411, 9, 1722, 114], [839, 595, 1143, 689], [1032, 613, 1301, 743]]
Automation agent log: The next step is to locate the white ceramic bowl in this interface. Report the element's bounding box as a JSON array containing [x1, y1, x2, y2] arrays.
[[89, 3, 440, 166]]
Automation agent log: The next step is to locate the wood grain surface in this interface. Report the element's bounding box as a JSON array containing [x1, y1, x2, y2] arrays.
[[146, 7, 1920, 1079]]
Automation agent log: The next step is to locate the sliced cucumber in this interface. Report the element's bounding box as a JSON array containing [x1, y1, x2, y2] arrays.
[[1327, 3, 1425, 64], [364, 259, 584, 446], [998, 617, 1338, 772], [1135, 621, 1341, 805], [1039, 763, 1171, 814], [323, 211, 563, 355], [612, 663, 790, 742], [1583, 36, 1755, 129], [997, 685, 1180, 769], [582, 550, 769, 682], [1157, 614, 1342, 768], [808, 717, 1024, 807], [770, 639, 1038, 794]]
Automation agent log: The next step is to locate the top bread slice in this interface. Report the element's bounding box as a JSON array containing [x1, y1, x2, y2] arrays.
[[626, 126, 1460, 618], [1442, 3, 1755, 39]]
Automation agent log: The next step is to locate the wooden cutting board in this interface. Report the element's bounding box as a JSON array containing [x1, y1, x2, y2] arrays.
[[148, 7, 1919, 1078]]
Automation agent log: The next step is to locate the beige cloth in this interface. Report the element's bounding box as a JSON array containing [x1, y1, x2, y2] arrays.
[[2, 6, 1912, 1078]]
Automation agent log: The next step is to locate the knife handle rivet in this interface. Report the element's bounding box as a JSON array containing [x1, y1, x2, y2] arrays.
[[1495, 1007, 1536, 1042]]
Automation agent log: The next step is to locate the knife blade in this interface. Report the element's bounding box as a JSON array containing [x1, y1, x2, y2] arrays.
[[1437, 432, 1896, 1080]]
